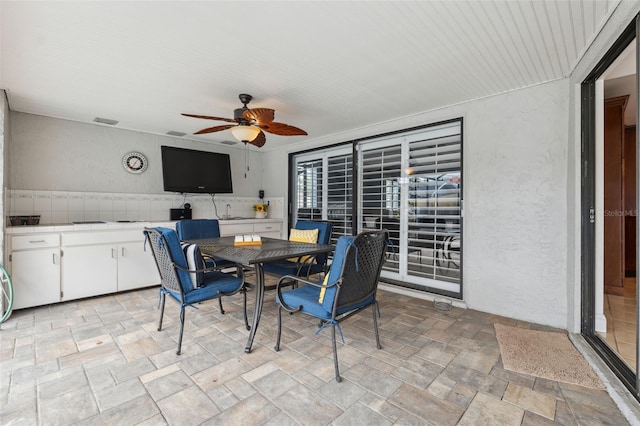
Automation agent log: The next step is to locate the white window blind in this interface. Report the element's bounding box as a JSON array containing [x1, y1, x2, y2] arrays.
[[295, 159, 323, 221], [406, 124, 462, 288], [360, 144, 403, 274], [358, 120, 462, 296], [293, 149, 353, 244], [327, 153, 353, 244]]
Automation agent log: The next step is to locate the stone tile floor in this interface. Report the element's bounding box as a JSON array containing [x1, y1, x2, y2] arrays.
[[602, 277, 637, 370], [0, 283, 634, 425]]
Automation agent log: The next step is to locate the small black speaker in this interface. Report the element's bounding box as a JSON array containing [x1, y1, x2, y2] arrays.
[[170, 208, 192, 220]]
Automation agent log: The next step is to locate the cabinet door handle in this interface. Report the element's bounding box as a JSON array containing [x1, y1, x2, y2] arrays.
[[30, 240, 46, 244], [52, 253, 57, 264], [121, 247, 126, 257], [112, 248, 117, 259]]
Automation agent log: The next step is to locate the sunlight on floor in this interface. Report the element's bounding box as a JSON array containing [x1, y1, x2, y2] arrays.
[[602, 277, 637, 371]]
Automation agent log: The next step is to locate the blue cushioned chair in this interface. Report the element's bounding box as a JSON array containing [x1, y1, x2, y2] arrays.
[[143, 227, 248, 355], [175, 219, 235, 270], [274, 230, 388, 382], [263, 220, 333, 279]]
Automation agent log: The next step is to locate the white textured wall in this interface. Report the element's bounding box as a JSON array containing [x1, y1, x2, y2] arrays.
[[9, 112, 264, 197], [264, 79, 570, 329], [463, 81, 569, 327]]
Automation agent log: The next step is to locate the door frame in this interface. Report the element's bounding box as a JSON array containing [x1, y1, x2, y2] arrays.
[[581, 15, 639, 396]]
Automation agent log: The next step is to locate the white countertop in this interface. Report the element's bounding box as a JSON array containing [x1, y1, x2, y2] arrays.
[[218, 218, 282, 224], [5, 221, 174, 234], [5, 218, 283, 234]]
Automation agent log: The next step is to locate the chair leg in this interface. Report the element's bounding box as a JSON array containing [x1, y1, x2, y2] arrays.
[[218, 298, 225, 315], [157, 291, 166, 332], [372, 304, 382, 350], [177, 306, 185, 355], [331, 325, 341, 382], [242, 287, 249, 331], [274, 305, 282, 351]]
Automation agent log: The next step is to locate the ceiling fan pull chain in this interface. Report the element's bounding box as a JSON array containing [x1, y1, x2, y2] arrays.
[[244, 142, 249, 178]]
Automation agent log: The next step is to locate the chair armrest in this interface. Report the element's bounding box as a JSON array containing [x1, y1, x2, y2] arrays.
[[275, 274, 339, 313], [173, 262, 222, 274], [293, 253, 326, 277], [276, 274, 312, 289], [299, 255, 318, 264], [200, 253, 218, 268]]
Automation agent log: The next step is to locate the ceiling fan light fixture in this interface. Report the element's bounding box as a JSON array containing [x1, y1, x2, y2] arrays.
[[182, 93, 306, 147], [230, 125, 260, 142]]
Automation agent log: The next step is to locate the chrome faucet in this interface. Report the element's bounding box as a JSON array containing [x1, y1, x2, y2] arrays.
[[225, 204, 231, 219]]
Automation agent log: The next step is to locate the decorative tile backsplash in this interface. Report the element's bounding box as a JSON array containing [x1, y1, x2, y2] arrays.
[[6, 189, 284, 225]]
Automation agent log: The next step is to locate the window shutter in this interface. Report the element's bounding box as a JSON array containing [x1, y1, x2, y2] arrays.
[[407, 123, 462, 286], [295, 159, 323, 221], [327, 153, 353, 244], [360, 144, 402, 273]]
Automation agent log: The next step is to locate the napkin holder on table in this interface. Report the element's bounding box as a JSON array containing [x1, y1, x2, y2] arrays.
[[234, 234, 262, 246]]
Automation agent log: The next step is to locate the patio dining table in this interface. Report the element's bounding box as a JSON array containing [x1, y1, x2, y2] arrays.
[[187, 236, 333, 353]]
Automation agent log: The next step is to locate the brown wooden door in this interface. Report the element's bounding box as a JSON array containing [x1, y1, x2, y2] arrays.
[[625, 125, 637, 276], [603, 96, 627, 295]]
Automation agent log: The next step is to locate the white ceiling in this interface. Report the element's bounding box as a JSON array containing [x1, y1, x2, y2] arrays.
[[0, 1, 620, 151]]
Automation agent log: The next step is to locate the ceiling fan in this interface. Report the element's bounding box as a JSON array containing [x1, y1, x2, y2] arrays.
[[182, 94, 308, 147]]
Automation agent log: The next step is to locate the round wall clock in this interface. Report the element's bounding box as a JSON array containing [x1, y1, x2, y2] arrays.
[[122, 151, 148, 174]]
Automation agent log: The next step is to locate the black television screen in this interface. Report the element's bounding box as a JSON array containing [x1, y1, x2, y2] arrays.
[[161, 146, 233, 194]]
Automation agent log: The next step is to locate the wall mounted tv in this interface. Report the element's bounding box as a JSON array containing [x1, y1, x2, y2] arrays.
[[161, 145, 233, 194]]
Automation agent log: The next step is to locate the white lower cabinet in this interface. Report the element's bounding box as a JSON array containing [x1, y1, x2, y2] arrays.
[[5, 227, 162, 310], [61, 230, 160, 301], [5, 219, 282, 310], [11, 247, 61, 310], [219, 220, 283, 238], [62, 244, 118, 301], [253, 222, 282, 238], [117, 241, 160, 291]]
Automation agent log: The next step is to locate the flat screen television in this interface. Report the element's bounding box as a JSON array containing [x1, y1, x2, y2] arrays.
[[161, 145, 233, 194]]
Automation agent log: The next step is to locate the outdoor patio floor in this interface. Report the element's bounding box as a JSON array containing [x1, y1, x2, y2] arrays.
[[0, 281, 634, 425]]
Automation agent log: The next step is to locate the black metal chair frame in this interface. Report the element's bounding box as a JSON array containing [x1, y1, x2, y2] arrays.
[[263, 220, 334, 289], [435, 233, 460, 268], [176, 219, 235, 271], [375, 217, 422, 263], [274, 230, 388, 382], [143, 228, 249, 355]]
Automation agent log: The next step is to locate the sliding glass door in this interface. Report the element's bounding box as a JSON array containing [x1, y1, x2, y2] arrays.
[[581, 14, 639, 397], [293, 147, 353, 244], [290, 119, 463, 298], [358, 120, 463, 297]]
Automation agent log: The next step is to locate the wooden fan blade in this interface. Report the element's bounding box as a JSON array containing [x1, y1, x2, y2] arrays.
[[248, 130, 266, 148], [257, 121, 308, 136], [193, 124, 235, 135], [243, 108, 275, 124], [182, 113, 237, 123]]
